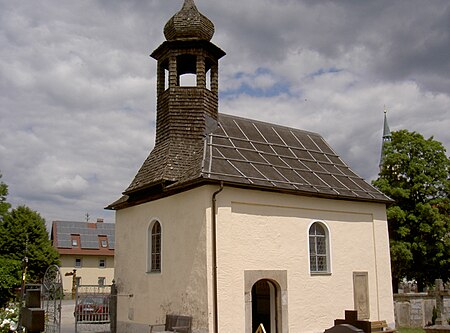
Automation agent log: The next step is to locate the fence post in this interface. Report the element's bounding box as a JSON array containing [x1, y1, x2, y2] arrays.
[[110, 280, 117, 333]]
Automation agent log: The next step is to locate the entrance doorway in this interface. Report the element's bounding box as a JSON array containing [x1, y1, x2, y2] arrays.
[[252, 279, 278, 333]]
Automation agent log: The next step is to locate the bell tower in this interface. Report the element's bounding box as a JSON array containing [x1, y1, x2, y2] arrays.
[[151, 0, 226, 146], [123, 0, 226, 193]]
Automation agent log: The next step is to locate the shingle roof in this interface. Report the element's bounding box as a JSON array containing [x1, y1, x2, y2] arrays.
[[110, 113, 390, 209], [52, 221, 115, 250], [164, 0, 215, 42]]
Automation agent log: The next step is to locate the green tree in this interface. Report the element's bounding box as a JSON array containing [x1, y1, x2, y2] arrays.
[[0, 258, 21, 307], [0, 173, 10, 219], [0, 175, 59, 306], [0, 206, 60, 283], [373, 130, 450, 291]]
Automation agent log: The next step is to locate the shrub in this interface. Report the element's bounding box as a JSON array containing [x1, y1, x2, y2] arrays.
[[0, 303, 19, 332]]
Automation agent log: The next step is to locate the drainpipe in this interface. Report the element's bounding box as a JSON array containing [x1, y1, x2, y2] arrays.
[[211, 181, 224, 333]]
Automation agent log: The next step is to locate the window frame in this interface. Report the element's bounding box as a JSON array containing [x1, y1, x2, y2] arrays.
[[99, 258, 106, 268], [308, 221, 331, 275], [98, 235, 108, 248], [71, 234, 80, 247], [75, 258, 82, 268], [98, 277, 105, 286], [147, 220, 162, 273]]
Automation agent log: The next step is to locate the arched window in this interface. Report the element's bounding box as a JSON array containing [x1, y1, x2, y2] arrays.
[[148, 221, 161, 273], [309, 222, 330, 273]]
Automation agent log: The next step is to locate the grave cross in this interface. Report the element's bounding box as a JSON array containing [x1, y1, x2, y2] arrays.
[[334, 310, 372, 333]]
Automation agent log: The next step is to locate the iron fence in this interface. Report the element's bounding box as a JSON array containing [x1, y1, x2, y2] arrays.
[[75, 285, 114, 333]]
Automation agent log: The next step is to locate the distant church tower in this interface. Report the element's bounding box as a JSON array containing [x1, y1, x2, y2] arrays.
[[379, 108, 392, 171]]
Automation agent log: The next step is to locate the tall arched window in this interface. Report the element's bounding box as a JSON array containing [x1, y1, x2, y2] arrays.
[[309, 222, 330, 273], [148, 221, 161, 273]]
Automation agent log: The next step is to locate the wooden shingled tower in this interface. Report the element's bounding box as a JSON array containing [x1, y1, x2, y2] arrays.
[[124, 0, 225, 195]]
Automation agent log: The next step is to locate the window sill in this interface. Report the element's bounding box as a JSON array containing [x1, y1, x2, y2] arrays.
[[310, 272, 332, 276]]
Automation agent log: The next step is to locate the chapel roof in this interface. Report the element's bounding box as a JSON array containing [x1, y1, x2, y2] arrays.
[[107, 1, 390, 210], [109, 114, 390, 209], [202, 114, 388, 201]]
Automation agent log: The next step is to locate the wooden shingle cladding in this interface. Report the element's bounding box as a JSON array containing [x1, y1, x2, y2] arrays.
[[163, 0, 215, 42], [110, 113, 390, 210], [51, 221, 115, 256]]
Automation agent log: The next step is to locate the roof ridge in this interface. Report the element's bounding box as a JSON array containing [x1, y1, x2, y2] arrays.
[[219, 113, 322, 137]]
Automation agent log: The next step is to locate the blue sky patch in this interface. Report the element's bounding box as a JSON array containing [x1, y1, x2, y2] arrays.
[[308, 67, 343, 78], [221, 67, 292, 99]]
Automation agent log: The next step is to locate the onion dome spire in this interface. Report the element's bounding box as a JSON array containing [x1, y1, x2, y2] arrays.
[[164, 0, 215, 41]]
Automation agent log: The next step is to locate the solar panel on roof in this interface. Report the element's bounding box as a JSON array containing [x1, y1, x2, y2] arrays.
[[58, 240, 71, 248], [259, 127, 284, 145], [193, 114, 392, 202], [54, 221, 115, 251], [80, 234, 97, 249], [272, 145, 294, 158]]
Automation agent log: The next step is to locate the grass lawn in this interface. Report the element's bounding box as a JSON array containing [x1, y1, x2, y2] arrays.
[[398, 328, 425, 333]]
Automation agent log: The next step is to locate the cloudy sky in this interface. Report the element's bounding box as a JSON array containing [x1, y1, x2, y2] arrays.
[[1, 0, 449, 228]]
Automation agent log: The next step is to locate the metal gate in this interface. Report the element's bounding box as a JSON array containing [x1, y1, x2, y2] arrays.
[[75, 285, 112, 333], [42, 265, 63, 333]]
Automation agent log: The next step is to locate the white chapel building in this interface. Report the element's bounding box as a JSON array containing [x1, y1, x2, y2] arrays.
[[108, 1, 395, 332]]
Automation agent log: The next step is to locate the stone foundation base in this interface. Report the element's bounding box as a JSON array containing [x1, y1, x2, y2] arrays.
[[424, 325, 450, 333], [118, 320, 209, 333]]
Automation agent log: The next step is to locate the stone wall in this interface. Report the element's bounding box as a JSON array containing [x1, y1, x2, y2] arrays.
[[394, 293, 450, 327]]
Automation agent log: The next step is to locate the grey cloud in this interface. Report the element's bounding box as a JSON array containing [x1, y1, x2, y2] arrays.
[[210, 0, 450, 94], [0, 0, 449, 226]]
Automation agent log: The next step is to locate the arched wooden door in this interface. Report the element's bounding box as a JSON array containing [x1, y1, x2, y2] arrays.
[[251, 279, 278, 333]]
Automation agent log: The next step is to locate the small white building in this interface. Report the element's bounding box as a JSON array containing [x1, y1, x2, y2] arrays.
[[108, 1, 395, 332]]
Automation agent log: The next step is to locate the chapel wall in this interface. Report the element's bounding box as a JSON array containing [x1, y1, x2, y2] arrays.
[[114, 186, 214, 333], [214, 187, 395, 333]]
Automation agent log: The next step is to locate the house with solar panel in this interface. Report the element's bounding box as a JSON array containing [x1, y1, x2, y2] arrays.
[[51, 219, 114, 295], [108, 1, 395, 332]]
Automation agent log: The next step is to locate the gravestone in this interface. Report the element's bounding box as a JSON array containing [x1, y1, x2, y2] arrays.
[[435, 279, 445, 325], [325, 324, 365, 333], [354, 272, 370, 320], [335, 310, 371, 333]]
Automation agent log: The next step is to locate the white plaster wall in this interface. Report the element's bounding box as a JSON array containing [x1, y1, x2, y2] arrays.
[[114, 186, 213, 332], [114, 184, 394, 333], [214, 187, 395, 333], [59, 255, 114, 294]]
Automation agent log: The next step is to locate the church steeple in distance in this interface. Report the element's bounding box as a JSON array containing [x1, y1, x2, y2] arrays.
[[379, 108, 392, 171]]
